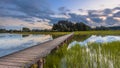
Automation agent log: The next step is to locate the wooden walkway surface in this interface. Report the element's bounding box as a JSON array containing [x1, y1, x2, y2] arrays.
[[0, 33, 74, 68]]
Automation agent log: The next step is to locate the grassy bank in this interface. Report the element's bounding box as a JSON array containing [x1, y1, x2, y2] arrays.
[[44, 41, 120, 68], [44, 44, 68, 68], [9, 30, 120, 35], [74, 30, 120, 35], [10, 32, 70, 35]]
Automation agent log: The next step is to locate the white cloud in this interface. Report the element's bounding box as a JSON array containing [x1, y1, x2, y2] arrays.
[[0, 17, 52, 30], [0, 0, 120, 29], [50, 14, 70, 19], [112, 10, 120, 13], [71, 9, 88, 15]]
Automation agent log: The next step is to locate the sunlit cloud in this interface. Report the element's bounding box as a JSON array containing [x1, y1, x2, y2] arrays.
[[99, 16, 107, 20], [113, 17, 120, 21], [0, 0, 120, 30]]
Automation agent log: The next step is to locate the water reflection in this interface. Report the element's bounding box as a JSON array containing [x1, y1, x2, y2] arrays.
[[65, 35, 120, 68], [22, 34, 29, 37], [0, 33, 53, 57], [68, 35, 120, 48], [72, 35, 90, 41]]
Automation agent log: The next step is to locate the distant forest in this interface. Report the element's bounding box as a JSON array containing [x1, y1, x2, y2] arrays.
[[52, 20, 91, 31], [52, 20, 120, 31], [0, 20, 120, 32]]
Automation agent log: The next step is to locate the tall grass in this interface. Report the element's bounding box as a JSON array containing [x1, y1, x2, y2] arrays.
[[44, 44, 68, 68], [74, 30, 120, 35], [44, 42, 120, 68], [11, 30, 120, 35]]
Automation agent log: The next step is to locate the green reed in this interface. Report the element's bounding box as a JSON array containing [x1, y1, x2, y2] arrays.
[[44, 42, 120, 68]]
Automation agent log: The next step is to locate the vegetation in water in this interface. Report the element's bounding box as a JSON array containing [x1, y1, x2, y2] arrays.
[[44, 44, 68, 68], [44, 41, 120, 68]]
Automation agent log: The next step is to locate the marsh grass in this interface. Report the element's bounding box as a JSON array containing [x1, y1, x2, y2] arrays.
[[44, 42, 120, 68], [11, 30, 120, 35], [44, 44, 68, 68], [74, 30, 120, 35]]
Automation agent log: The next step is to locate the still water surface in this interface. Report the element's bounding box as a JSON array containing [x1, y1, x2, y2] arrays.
[[68, 35, 120, 48], [0, 33, 53, 57]]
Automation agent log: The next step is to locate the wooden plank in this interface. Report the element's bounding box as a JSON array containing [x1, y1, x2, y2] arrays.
[[0, 65, 21, 68], [0, 62, 25, 67], [0, 33, 74, 68], [0, 59, 31, 63]]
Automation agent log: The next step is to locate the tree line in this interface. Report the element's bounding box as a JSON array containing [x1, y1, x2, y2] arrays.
[[52, 20, 120, 31], [0, 20, 120, 33], [52, 20, 91, 31], [0, 27, 51, 33]]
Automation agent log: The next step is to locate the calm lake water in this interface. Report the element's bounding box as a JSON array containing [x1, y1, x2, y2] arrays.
[[0, 33, 53, 57], [68, 35, 120, 48]]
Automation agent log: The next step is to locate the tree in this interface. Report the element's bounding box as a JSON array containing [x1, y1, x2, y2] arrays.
[[22, 27, 30, 32], [0, 29, 6, 33], [52, 20, 91, 31]]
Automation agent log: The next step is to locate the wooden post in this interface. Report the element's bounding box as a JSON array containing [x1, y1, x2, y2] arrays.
[[37, 58, 44, 68], [56, 45, 59, 49], [65, 39, 68, 43]]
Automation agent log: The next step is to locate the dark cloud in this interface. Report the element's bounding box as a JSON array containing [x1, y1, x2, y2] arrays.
[[0, 0, 120, 27], [113, 7, 120, 10], [0, 0, 54, 22], [78, 9, 83, 11], [105, 17, 119, 25], [49, 6, 120, 27], [103, 9, 112, 15], [68, 13, 88, 23], [58, 7, 66, 11], [113, 11, 120, 17], [88, 10, 101, 17], [90, 17, 103, 23], [58, 7, 70, 15]]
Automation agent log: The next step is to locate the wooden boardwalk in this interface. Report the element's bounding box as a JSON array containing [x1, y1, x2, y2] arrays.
[[0, 33, 74, 68]]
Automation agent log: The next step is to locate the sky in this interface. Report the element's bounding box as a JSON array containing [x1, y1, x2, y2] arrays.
[[49, 0, 119, 10], [0, 0, 120, 30]]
